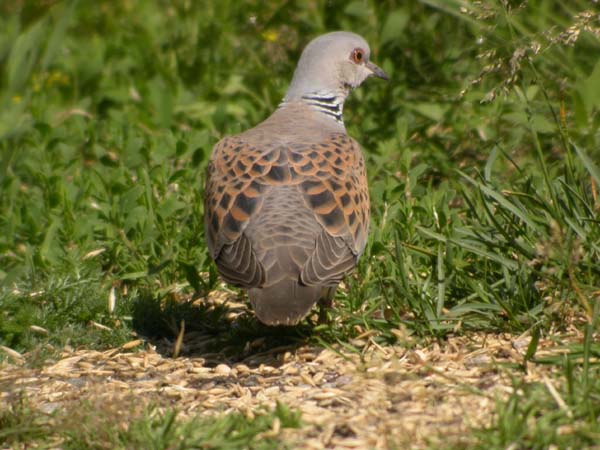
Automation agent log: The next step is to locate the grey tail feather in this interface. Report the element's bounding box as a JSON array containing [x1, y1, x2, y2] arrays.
[[249, 280, 322, 326]]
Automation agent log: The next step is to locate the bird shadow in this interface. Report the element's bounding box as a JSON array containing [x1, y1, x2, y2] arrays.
[[130, 290, 322, 368]]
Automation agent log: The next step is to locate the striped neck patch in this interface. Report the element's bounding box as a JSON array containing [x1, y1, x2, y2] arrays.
[[300, 93, 344, 124]]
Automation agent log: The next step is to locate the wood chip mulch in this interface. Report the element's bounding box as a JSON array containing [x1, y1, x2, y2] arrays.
[[1, 326, 580, 449]]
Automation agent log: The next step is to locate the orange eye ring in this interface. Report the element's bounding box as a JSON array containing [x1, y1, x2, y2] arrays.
[[351, 48, 364, 64]]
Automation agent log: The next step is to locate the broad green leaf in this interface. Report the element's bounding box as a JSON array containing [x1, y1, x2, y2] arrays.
[[409, 102, 448, 122], [380, 10, 409, 46], [580, 58, 600, 113], [157, 197, 186, 220], [7, 19, 47, 93], [41, 1, 77, 69], [119, 185, 145, 212], [344, 1, 367, 17], [573, 143, 600, 187], [39, 216, 63, 264]]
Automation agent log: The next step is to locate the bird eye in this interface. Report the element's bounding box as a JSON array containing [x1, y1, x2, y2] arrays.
[[351, 48, 364, 64]]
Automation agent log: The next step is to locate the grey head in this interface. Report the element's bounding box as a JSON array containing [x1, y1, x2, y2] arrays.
[[283, 31, 388, 103]]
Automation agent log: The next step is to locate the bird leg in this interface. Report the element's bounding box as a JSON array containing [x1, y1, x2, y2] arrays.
[[317, 287, 336, 324]]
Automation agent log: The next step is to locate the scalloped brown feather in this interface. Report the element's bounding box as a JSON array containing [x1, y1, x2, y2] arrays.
[[204, 105, 370, 325]]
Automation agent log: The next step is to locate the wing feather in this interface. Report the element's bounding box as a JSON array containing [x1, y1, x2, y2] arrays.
[[290, 133, 370, 285], [204, 131, 369, 289]]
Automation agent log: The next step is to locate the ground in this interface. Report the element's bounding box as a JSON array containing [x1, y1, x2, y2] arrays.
[[0, 294, 591, 450]]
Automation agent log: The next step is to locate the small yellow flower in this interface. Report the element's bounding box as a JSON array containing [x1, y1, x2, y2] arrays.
[[46, 70, 70, 87], [261, 29, 279, 42], [11, 95, 22, 104]]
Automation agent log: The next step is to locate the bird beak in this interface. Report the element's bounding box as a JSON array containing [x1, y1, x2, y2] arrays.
[[366, 61, 389, 81]]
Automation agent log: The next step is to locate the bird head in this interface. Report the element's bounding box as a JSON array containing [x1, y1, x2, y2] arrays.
[[284, 31, 388, 101]]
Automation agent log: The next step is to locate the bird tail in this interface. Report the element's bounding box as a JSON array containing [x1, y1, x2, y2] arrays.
[[249, 280, 322, 326]]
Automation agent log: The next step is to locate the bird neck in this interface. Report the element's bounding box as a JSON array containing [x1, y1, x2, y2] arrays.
[[280, 90, 347, 126]]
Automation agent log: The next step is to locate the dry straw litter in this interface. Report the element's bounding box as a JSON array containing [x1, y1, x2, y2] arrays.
[[1, 325, 581, 449]]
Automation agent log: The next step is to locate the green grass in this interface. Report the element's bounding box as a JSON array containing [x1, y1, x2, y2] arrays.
[[0, 394, 300, 449], [1, 0, 599, 448], [473, 324, 600, 449]]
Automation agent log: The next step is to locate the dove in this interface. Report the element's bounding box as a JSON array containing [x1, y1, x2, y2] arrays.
[[204, 31, 388, 325]]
